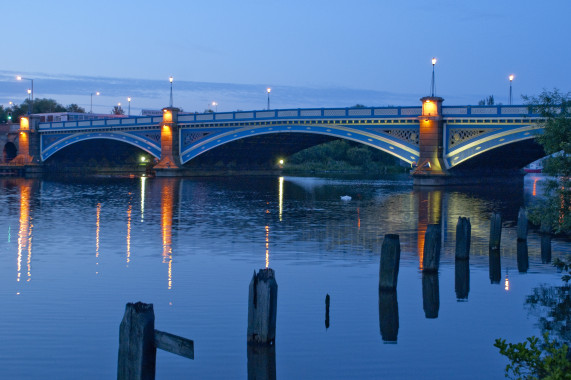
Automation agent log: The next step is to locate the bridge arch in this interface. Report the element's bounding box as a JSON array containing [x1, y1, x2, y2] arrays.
[[179, 124, 420, 166], [41, 131, 162, 161], [3, 142, 17, 163]]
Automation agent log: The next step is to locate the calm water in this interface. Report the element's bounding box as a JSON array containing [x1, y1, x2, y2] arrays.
[[0, 174, 568, 379]]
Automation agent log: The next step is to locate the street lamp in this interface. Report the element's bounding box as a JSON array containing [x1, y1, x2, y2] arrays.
[[169, 76, 174, 108], [509, 74, 514, 105], [267, 88, 271, 110], [212, 101, 218, 112], [127, 97, 131, 116], [17, 76, 34, 113], [90, 91, 100, 114], [431, 57, 437, 97], [27, 89, 32, 114]]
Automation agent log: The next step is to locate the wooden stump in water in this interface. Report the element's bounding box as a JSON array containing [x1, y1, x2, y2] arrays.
[[378, 290, 399, 343], [379, 234, 400, 291], [117, 302, 156, 380], [247, 343, 276, 380], [455, 217, 471, 260], [516, 207, 528, 241], [489, 213, 502, 251], [423, 224, 441, 272], [422, 273, 439, 319], [325, 294, 330, 330], [247, 268, 278, 345]]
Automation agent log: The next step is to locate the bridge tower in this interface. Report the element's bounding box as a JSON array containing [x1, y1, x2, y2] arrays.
[[412, 97, 446, 185], [12, 116, 41, 166], [154, 107, 183, 176]]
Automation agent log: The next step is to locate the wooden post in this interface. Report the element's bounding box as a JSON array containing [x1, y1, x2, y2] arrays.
[[422, 273, 439, 319], [378, 290, 399, 343], [489, 249, 501, 284], [540, 219, 552, 264], [423, 224, 441, 272], [517, 240, 529, 273], [118, 302, 156, 380], [455, 259, 470, 300], [516, 207, 528, 241], [325, 294, 330, 330], [247, 268, 278, 345], [247, 343, 276, 380], [455, 217, 471, 260], [379, 234, 400, 291], [489, 213, 502, 251]]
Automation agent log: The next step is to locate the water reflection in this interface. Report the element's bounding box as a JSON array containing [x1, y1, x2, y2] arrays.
[[17, 181, 33, 285], [489, 249, 501, 284], [95, 203, 101, 273], [161, 179, 176, 290], [378, 290, 399, 342], [422, 273, 440, 319], [455, 260, 470, 301], [517, 240, 529, 273]]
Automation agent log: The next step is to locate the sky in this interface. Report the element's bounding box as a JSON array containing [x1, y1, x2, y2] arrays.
[[1, 0, 570, 115]]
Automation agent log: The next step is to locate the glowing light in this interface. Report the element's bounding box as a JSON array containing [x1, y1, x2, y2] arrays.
[[267, 88, 271, 93], [432, 57, 437, 65], [169, 76, 173, 83], [140, 177, 146, 222], [278, 177, 284, 222], [17, 183, 32, 284], [95, 203, 101, 259], [278, 159, 284, 165], [532, 177, 538, 197], [504, 274, 510, 291], [140, 156, 146, 162], [20, 117, 29, 130], [265, 225, 270, 268], [161, 181, 174, 290], [126, 204, 132, 264], [509, 74, 514, 82]]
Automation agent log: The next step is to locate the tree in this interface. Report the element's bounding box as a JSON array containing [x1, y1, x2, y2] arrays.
[[524, 89, 571, 234], [66, 104, 85, 113], [112, 105, 125, 115], [478, 95, 495, 106]]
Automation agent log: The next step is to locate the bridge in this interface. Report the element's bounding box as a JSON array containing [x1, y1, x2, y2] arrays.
[[3, 97, 545, 185]]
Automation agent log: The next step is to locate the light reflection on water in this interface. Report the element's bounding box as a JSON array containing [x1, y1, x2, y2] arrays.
[[0, 174, 568, 379]]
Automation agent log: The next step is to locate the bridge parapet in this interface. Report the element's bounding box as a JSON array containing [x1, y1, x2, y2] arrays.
[[38, 115, 164, 131]]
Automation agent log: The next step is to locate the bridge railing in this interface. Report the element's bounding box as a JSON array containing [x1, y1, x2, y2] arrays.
[[38, 115, 165, 131], [37, 105, 540, 130]]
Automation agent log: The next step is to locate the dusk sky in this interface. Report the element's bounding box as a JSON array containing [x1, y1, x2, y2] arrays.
[[1, 0, 570, 114]]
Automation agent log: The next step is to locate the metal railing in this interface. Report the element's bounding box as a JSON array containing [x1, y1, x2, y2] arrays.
[[38, 105, 539, 131]]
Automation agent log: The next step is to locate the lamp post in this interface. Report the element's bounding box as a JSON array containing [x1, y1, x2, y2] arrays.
[[127, 97, 131, 116], [431, 57, 437, 97], [169, 76, 174, 108], [212, 101, 218, 112], [266, 88, 271, 110], [90, 91, 100, 113], [509, 74, 514, 105], [17, 76, 34, 113]]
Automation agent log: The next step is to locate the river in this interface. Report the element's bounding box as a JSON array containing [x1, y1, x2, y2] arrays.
[[0, 173, 568, 379]]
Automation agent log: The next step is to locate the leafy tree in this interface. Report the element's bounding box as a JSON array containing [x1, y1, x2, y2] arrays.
[[478, 95, 495, 106], [66, 104, 85, 113], [112, 105, 125, 115], [352, 104, 366, 108], [524, 89, 571, 234]]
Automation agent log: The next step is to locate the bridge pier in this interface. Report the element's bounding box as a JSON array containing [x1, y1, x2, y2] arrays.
[[1, 116, 44, 176], [154, 108, 185, 177]]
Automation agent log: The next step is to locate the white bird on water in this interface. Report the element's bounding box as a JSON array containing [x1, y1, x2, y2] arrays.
[[340, 195, 352, 201]]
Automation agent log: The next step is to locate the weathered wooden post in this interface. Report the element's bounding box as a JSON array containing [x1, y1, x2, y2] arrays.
[[118, 303, 156, 380], [379, 234, 400, 290], [540, 219, 552, 264], [117, 302, 194, 380], [455, 259, 470, 300], [517, 240, 529, 273], [489, 249, 501, 284], [423, 224, 441, 272], [247, 344, 276, 380], [378, 290, 399, 342], [489, 213, 502, 251], [422, 273, 439, 319], [516, 207, 528, 241], [455, 217, 471, 260], [325, 294, 330, 330], [247, 268, 278, 345]]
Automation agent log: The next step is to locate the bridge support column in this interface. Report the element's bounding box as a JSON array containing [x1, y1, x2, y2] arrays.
[[154, 107, 184, 177], [9, 116, 43, 175], [412, 97, 446, 186]]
